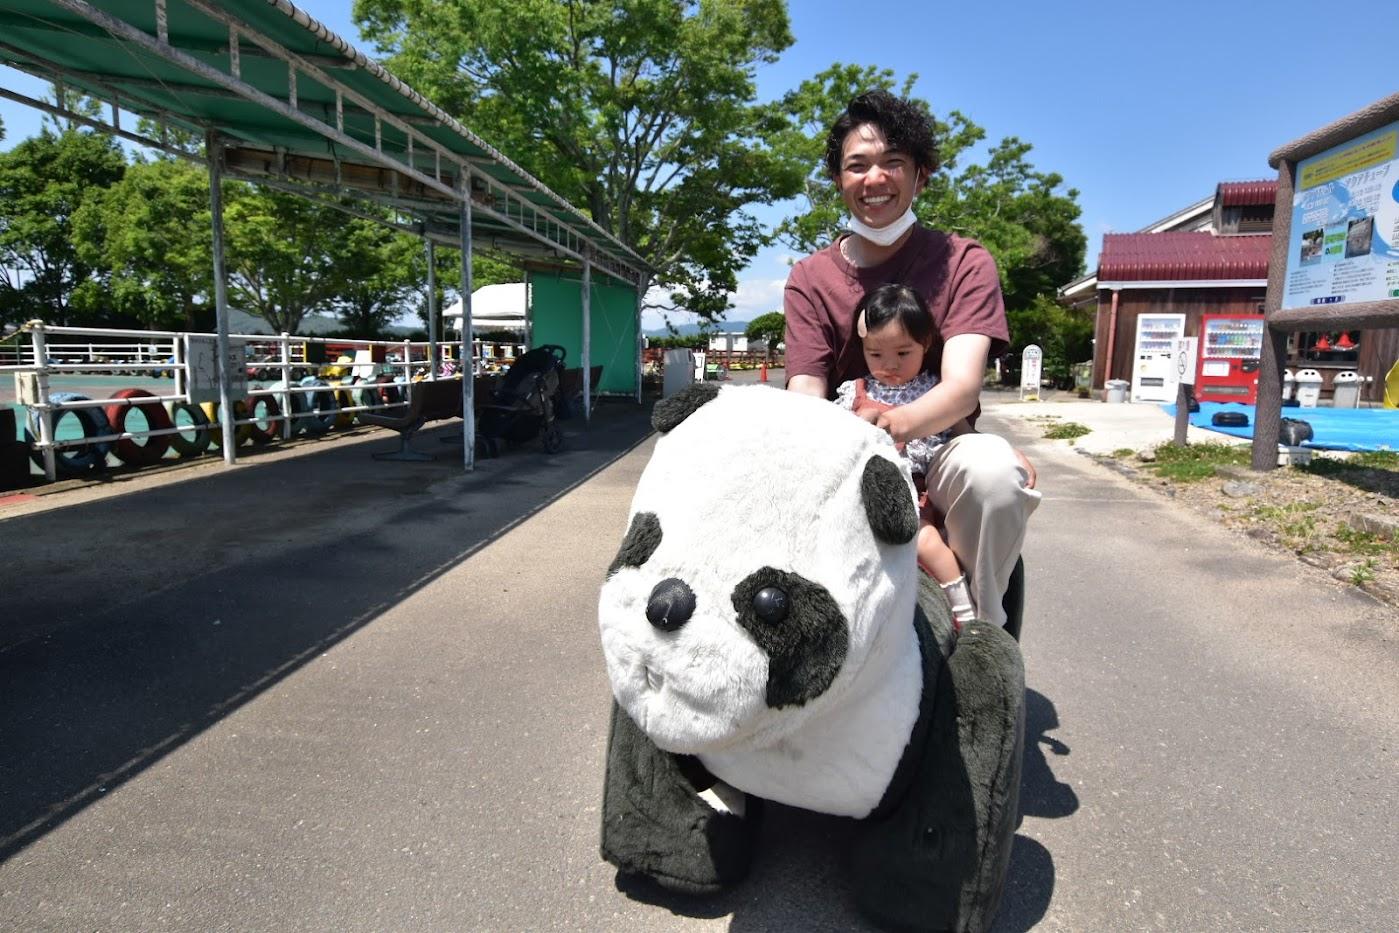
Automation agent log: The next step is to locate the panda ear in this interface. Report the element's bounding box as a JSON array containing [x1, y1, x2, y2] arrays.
[[860, 456, 917, 544], [652, 383, 720, 433]]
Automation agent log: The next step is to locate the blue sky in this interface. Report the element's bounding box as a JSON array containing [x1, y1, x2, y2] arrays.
[[3, 1, 1397, 330]]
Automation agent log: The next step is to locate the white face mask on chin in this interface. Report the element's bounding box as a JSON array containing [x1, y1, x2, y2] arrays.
[[845, 206, 917, 247]]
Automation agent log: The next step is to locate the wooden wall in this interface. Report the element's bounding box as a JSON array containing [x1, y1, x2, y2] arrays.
[[1093, 287, 1264, 389], [1094, 287, 1399, 402]]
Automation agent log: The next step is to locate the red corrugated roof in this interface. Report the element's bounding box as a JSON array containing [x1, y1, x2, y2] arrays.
[[1217, 179, 1278, 207], [1098, 231, 1272, 282]]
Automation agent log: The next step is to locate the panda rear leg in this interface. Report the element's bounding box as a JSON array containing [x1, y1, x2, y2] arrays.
[[600, 701, 759, 894], [850, 620, 1025, 932]]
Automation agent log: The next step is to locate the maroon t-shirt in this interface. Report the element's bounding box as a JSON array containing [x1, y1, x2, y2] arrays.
[[784, 226, 1009, 395]]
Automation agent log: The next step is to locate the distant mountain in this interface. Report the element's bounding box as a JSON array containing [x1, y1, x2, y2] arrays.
[[643, 319, 750, 338]]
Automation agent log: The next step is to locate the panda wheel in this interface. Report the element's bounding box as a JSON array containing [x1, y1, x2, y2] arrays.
[[542, 424, 563, 453]]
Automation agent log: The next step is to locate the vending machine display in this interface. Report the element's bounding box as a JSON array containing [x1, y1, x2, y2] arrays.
[[1130, 313, 1186, 402], [1195, 314, 1265, 403]]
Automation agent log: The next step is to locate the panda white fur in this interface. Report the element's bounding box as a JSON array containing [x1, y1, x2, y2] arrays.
[[598, 383, 1026, 933], [599, 382, 924, 816]]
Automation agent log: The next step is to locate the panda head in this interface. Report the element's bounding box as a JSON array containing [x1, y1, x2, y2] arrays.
[[598, 384, 919, 755]]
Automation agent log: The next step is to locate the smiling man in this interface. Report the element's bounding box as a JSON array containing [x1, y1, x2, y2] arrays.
[[783, 90, 1039, 629]]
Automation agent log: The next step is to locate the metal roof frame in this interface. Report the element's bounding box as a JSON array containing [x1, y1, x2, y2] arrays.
[[1, 0, 649, 477], [0, 0, 651, 286]]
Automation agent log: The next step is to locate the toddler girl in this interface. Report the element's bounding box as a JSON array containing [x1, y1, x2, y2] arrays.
[[835, 283, 976, 627]]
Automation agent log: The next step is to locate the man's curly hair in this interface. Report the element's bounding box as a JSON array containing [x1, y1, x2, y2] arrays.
[[823, 90, 940, 181]]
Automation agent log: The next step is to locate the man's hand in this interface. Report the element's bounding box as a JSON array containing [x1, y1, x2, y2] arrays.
[[874, 405, 922, 444]]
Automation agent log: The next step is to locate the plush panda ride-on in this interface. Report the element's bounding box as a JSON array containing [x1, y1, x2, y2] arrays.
[[598, 383, 1026, 933]]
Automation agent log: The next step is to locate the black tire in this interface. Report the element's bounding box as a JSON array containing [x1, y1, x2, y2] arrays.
[[24, 392, 112, 476]]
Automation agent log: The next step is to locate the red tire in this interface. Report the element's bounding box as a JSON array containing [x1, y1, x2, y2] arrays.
[[104, 388, 173, 466]]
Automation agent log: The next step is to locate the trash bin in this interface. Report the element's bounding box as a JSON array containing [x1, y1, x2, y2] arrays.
[[1294, 368, 1323, 408], [1332, 370, 1363, 408], [1103, 379, 1129, 403], [1282, 369, 1295, 401]]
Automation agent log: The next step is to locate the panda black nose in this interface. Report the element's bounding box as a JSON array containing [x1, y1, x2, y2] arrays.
[[646, 578, 695, 632]]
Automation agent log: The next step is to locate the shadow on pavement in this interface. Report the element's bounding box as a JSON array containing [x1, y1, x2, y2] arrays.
[[0, 400, 655, 860]]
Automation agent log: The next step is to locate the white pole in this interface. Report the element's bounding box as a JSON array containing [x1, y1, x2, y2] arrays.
[[425, 237, 438, 380], [582, 257, 592, 422], [459, 176, 475, 470], [279, 331, 292, 440], [206, 130, 236, 462], [29, 323, 57, 482]]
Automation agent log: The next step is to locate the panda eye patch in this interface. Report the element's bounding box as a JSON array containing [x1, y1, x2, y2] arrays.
[[751, 586, 789, 623], [607, 512, 662, 577], [731, 567, 848, 709]]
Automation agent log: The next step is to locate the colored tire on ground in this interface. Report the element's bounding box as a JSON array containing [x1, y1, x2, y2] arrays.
[[104, 388, 173, 466], [298, 377, 338, 435], [246, 394, 282, 444], [165, 401, 212, 458], [268, 380, 309, 437], [200, 401, 254, 449], [357, 376, 406, 414], [24, 392, 112, 476], [331, 384, 355, 429]]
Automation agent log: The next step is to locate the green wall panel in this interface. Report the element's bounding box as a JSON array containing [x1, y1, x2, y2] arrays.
[[529, 273, 637, 394]]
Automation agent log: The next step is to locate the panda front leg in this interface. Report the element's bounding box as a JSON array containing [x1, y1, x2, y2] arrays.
[[600, 701, 759, 894]]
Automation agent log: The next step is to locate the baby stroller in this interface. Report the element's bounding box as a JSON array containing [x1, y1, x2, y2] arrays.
[[477, 344, 567, 457]]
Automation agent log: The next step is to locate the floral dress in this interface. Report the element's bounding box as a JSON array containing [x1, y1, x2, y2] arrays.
[[835, 371, 945, 476]]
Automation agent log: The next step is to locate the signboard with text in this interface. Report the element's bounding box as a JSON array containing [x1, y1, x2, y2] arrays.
[[185, 335, 247, 405], [1282, 119, 1399, 309], [1019, 344, 1042, 401]]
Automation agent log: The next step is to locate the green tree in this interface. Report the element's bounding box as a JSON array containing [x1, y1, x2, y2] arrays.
[[352, 0, 805, 320], [328, 222, 419, 337], [767, 65, 1086, 312], [71, 157, 213, 330], [1005, 294, 1094, 386], [0, 129, 126, 327], [221, 187, 351, 334], [745, 310, 784, 361]]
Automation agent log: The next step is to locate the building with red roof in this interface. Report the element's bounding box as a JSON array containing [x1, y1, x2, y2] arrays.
[[1060, 179, 1391, 402]]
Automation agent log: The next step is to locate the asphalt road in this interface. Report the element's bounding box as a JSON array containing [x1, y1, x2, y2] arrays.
[[1, 379, 1395, 931]]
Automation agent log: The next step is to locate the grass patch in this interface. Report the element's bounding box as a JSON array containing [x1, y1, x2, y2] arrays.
[[1301, 450, 1399, 477], [1112, 448, 1136, 458], [1334, 524, 1398, 558], [1043, 421, 1090, 440], [1350, 559, 1377, 586], [1142, 441, 1250, 482]]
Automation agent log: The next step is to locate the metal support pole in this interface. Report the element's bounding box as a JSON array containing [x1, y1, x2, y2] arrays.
[[207, 130, 237, 462], [459, 179, 475, 471], [426, 237, 438, 380], [29, 323, 57, 482], [582, 257, 592, 422], [279, 331, 293, 440]]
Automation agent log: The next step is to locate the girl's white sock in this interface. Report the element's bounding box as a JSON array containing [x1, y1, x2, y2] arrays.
[[938, 575, 977, 626]]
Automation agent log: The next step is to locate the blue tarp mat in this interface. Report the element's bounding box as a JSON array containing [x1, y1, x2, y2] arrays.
[[1161, 401, 1399, 452]]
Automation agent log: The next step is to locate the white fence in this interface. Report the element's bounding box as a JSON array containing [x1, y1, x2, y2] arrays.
[[1, 323, 520, 484]]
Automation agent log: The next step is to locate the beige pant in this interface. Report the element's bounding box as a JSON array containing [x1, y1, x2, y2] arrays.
[[922, 433, 1041, 628]]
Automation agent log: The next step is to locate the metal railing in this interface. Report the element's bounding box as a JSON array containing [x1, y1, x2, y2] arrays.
[[3, 322, 512, 483]]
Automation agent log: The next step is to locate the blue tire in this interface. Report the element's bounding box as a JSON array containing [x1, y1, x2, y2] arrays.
[[24, 392, 112, 476]]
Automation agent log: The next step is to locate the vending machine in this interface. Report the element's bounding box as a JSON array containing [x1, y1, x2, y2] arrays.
[[1130, 313, 1186, 402], [1195, 314, 1265, 403]]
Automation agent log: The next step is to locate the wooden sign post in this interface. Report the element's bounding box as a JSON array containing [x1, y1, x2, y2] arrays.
[[1254, 93, 1399, 470]]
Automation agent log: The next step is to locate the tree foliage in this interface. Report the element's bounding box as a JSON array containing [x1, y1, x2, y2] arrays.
[[71, 157, 213, 329], [0, 130, 127, 327], [352, 0, 806, 320], [1005, 293, 1094, 385], [766, 65, 1086, 312], [745, 310, 784, 343]]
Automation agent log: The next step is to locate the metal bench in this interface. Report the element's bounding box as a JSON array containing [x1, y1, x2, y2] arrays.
[[357, 377, 463, 461]]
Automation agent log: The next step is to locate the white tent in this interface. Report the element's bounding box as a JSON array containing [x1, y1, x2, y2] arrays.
[[444, 282, 527, 332]]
